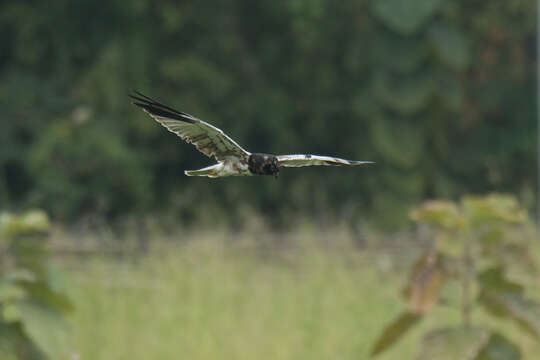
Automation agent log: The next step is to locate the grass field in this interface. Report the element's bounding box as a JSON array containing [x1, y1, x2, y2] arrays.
[[44, 227, 540, 360]]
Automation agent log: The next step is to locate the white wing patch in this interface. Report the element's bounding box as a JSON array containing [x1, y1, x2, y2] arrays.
[[277, 154, 374, 167]]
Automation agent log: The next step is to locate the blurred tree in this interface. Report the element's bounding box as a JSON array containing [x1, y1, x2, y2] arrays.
[[0, 0, 535, 226], [26, 116, 151, 219]]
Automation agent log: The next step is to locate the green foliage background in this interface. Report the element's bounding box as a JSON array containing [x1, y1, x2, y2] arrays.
[[0, 210, 72, 359], [0, 0, 536, 226]]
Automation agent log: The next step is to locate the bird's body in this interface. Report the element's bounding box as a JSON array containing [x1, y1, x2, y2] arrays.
[[130, 91, 373, 178], [184, 153, 278, 178], [185, 157, 252, 177]]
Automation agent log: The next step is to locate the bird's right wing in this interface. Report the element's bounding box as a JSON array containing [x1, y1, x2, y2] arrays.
[[277, 154, 374, 167], [130, 91, 250, 161]]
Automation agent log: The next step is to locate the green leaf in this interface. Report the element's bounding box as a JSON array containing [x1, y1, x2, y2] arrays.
[[428, 22, 470, 70], [2, 303, 22, 323], [478, 267, 540, 338], [20, 211, 50, 233], [478, 228, 504, 247], [370, 311, 421, 357], [0, 324, 21, 360], [1, 210, 50, 237], [477, 267, 523, 294], [433, 232, 462, 257], [0, 321, 46, 359], [497, 244, 538, 276], [410, 200, 464, 229], [0, 281, 27, 303], [476, 333, 521, 360], [462, 194, 528, 226], [417, 327, 490, 360], [18, 301, 69, 359], [479, 291, 540, 339], [22, 283, 73, 313], [370, 0, 445, 35]]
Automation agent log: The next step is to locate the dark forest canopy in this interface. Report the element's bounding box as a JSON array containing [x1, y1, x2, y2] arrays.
[[0, 0, 536, 228]]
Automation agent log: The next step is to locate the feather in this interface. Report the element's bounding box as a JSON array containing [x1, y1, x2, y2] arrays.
[[130, 91, 250, 161], [277, 154, 374, 167]]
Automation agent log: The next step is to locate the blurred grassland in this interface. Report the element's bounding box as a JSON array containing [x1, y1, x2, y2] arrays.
[[45, 226, 540, 360]]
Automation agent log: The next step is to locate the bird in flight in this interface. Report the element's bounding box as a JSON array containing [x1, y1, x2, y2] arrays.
[[130, 91, 374, 178]]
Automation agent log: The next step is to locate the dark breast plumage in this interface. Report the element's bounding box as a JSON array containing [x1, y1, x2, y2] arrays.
[[248, 153, 280, 176]]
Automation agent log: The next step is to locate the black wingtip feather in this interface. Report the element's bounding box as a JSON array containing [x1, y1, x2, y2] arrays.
[[129, 91, 197, 124], [133, 91, 193, 117]]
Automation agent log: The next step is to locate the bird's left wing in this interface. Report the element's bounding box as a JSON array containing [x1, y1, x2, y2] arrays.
[[277, 154, 374, 167], [130, 91, 250, 161]]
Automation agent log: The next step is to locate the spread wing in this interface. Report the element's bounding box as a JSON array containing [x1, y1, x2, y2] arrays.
[[277, 154, 374, 167], [130, 91, 250, 161]]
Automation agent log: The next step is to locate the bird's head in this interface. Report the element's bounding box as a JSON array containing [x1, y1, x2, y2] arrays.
[[248, 153, 280, 177]]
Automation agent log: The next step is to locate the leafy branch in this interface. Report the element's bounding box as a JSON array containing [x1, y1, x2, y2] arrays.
[[371, 194, 538, 359], [0, 210, 72, 359]]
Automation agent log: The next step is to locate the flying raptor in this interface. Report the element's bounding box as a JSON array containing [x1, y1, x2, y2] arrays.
[[130, 91, 373, 178]]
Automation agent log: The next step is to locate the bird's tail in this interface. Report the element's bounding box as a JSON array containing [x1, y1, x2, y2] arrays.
[[184, 164, 221, 177]]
